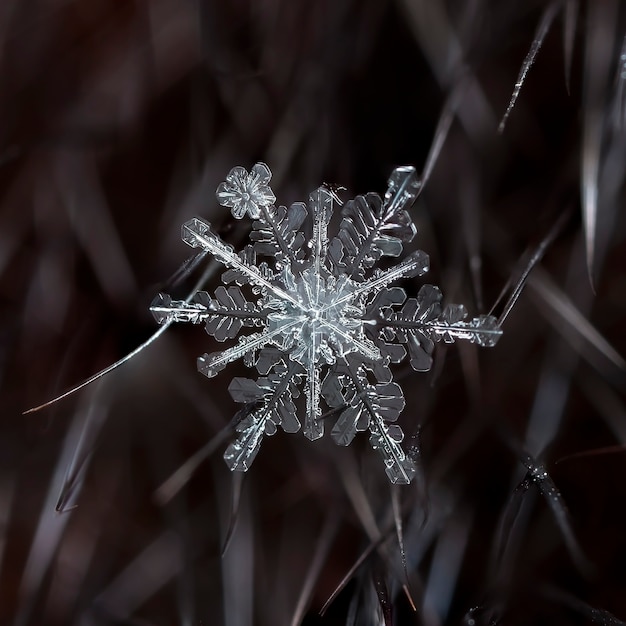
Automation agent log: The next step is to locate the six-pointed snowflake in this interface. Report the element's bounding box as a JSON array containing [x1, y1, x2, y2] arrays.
[[151, 163, 502, 484]]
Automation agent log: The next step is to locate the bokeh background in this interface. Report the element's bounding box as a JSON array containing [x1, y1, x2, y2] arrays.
[[2, 0, 626, 624]]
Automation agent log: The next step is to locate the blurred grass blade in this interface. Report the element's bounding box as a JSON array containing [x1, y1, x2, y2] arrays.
[[391, 487, 419, 614], [418, 78, 465, 195], [162, 250, 209, 290], [489, 208, 571, 325], [491, 474, 532, 577], [24, 262, 218, 415], [94, 531, 183, 621], [14, 406, 89, 626], [422, 511, 473, 623], [154, 418, 238, 506], [557, 444, 626, 464], [520, 454, 592, 575], [0, 471, 15, 578], [220, 484, 253, 626], [45, 467, 120, 623], [391, 486, 409, 583], [406, 428, 429, 525], [615, 36, 626, 131], [345, 584, 360, 626], [319, 533, 387, 617], [528, 268, 626, 373], [499, 432, 592, 576], [372, 563, 392, 626], [338, 455, 380, 541], [499, 1, 560, 133], [56, 403, 108, 512], [581, 0, 619, 285], [23, 324, 170, 415], [459, 157, 484, 310], [397, 0, 462, 87], [153, 437, 218, 506], [563, 1, 579, 94], [57, 155, 137, 303], [290, 514, 338, 626], [221, 471, 245, 557], [399, 0, 496, 142]]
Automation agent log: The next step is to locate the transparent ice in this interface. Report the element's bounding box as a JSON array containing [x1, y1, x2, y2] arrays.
[[151, 163, 502, 484]]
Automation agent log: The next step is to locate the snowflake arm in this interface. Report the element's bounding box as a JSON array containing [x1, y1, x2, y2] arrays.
[[151, 293, 212, 324], [197, 316, 305, 378], [181, 217, 302, 310], [151, 287, 267, 339], [304, 334, 323, 440], [428, 307, 502, 347], [345, 250, 430, 302], [224, 359, 302, 470], [251, 202, 308, 264], [323, 358, 416, 485], [310, 187, 335, 303], [377, 285, 502, 371], [330, 166, 420, 278]]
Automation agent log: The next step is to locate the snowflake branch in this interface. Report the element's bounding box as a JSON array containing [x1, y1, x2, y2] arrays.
[[304, 335, 323, 441], [310, 188, 335, 304], [256, 203, 306, 265], [182, 217, 303, 310], [198, 318, 304, 378], [343, 359, 415, 485], [323, 250, 429, 314], [150, 294, 211, 324], [224, 362, 301, 471], [383, 318, 502, 347]]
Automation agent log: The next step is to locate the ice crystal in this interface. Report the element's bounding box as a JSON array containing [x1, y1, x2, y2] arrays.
[[151, 164, 502, 484], [216, 162, 276, 219]]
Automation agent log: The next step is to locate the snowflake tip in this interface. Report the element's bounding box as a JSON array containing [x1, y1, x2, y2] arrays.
[[150, 293, 172, 324], [469, 315, 503, 347], [385, 165, 421, 213], [216, 162, 276, 219], [197, 352, 224, 378], [224, 436, 261, 472], [404, 249, 430, 278], [386, 458, 417, 485]]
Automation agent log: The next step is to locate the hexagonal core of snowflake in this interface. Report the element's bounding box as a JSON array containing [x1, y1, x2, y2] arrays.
[[267, 265, 375, 370]]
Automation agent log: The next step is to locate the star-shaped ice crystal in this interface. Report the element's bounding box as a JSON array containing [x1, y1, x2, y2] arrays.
[[151, 164, 502, 483]]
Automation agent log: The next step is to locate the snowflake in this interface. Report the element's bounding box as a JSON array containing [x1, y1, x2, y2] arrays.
[[216, 162, 276, 219], [151, 164, 502, 484]]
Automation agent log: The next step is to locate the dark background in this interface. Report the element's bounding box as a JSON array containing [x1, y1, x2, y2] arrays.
[[1, 1, 626, 624]]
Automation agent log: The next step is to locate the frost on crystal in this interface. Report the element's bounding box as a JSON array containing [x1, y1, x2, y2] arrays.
[[151, 163, 502, 484]]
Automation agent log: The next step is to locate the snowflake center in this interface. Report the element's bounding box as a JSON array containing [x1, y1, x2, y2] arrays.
[[272, 266, 366, 368], [306, 309, 321, 321]]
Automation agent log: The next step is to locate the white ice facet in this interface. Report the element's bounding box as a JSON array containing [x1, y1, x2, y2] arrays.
[[151, 164, 502, 483]]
